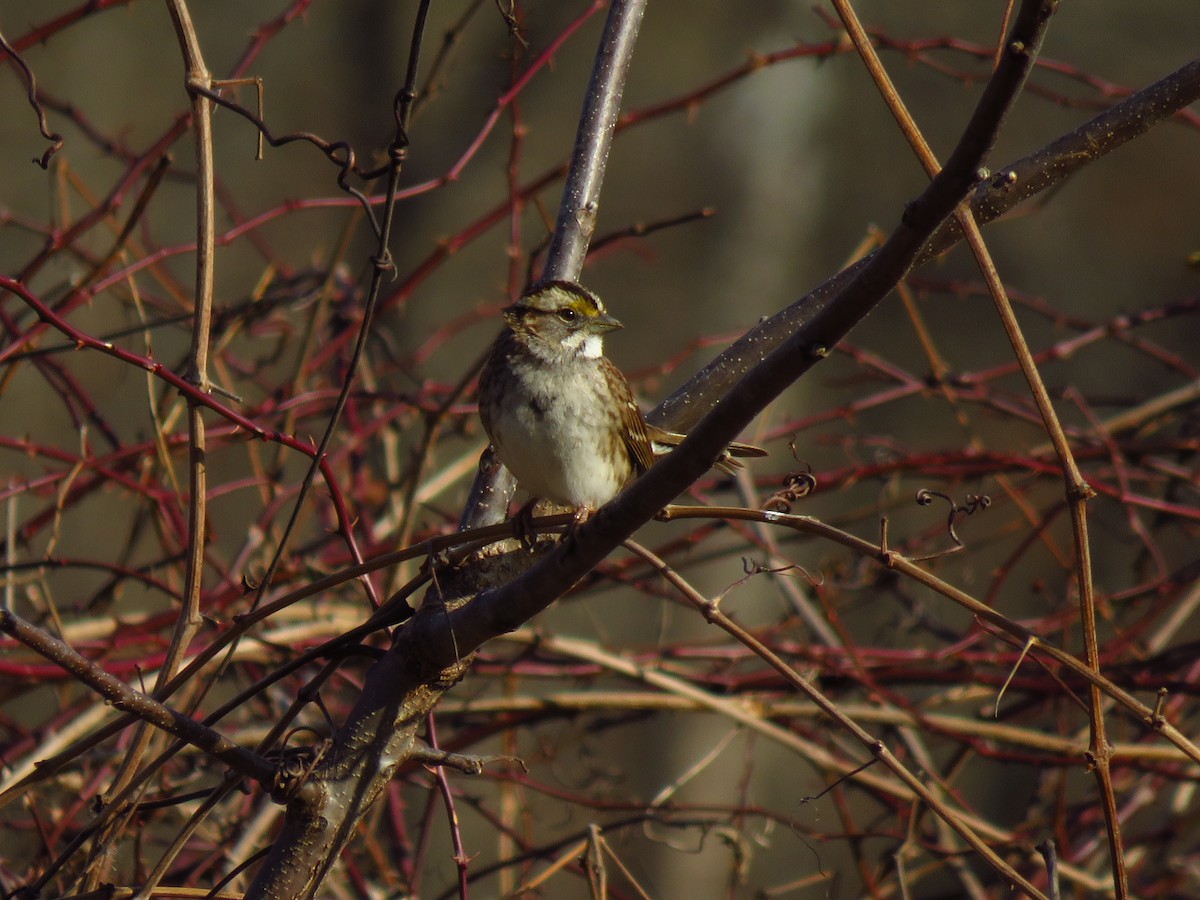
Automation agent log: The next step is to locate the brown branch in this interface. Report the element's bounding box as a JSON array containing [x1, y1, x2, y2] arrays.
[[827, 0, 1127, 890], [0, 607, 275, 786], [163, 0, 215, 719]]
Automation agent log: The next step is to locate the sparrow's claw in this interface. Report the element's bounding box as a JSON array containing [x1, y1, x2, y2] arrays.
[[513, 499, 539, 552]]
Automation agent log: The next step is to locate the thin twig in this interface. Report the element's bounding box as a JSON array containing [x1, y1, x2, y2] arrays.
[[621, 538, 1049, 899], [658, 504, 1200, 766]]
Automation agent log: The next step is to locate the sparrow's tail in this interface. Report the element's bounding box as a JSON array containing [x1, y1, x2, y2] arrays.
[[646, 425, 767, 475]]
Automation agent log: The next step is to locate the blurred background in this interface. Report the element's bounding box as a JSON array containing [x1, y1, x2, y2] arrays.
[[1, 1, 1198, 897]]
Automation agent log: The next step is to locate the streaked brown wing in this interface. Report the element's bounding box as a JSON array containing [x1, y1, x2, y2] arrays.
[[603, 357, 656, 474]]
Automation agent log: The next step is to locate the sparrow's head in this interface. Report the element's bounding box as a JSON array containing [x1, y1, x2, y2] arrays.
[[503, 281, 622, 361]]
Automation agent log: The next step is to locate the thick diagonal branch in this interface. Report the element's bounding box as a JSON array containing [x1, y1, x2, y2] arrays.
[[652, 52, 1200, 431]]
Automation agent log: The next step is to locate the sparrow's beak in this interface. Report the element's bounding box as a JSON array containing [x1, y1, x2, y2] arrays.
[[588, 312, 623, 333]]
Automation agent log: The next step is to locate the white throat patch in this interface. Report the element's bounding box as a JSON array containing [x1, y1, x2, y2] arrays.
[[581, 334, 603, 359]]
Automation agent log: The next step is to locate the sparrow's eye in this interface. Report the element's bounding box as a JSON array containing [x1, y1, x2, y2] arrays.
[[558, 308, 579, 324]]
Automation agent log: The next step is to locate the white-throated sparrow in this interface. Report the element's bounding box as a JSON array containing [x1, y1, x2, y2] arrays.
[[478, 281, 764, 519]]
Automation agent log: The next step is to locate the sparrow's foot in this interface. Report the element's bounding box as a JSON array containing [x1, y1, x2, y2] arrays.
[[512, 499, 540, 552]]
